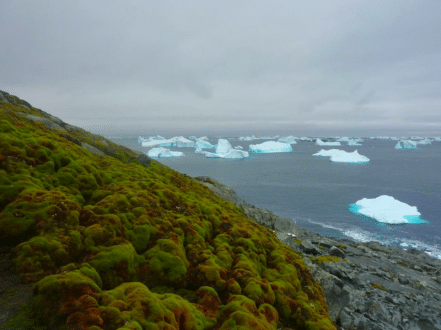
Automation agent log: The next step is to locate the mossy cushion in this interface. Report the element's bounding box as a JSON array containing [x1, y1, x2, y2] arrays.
[[0, 97, 336, 329]]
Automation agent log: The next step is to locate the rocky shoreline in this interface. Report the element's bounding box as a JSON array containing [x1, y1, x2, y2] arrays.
[[194, 176, 441, 330]]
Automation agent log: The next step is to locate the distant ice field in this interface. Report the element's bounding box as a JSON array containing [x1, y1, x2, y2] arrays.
[[109, 136, 441, 260]]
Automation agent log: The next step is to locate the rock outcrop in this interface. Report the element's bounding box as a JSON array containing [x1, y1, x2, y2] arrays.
[[195, 176, 441, 330]]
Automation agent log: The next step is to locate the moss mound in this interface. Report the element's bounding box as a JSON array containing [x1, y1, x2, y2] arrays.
[[0, 94, 336, 329]]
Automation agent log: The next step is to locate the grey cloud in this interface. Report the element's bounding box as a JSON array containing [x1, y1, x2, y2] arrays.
[[1, 0, 440, 135]]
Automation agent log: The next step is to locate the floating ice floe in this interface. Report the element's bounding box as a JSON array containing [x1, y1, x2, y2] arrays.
[[349, 195, 428, 224], [277, 136, 298, 144], [249, 141, 292, 153], [299, 137, 313, 141], [395, 140, 417, 150], [315, 138, 341, 146], [415, 138, 432, 145], [239, 135, 258, 141], [146, 148, 184, 158], [142, 136, 195, 148], [204, 139, 249, 159], [347, 139, 363, 146], [313, 149, 369, 163]]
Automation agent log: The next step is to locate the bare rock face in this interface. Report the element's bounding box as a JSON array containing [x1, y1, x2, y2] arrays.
[[0, 91, 9, 102], [17, 112, 67, 132], [196, 175, 441, 330]]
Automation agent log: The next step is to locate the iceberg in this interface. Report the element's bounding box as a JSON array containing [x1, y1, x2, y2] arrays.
[[347, 139, 362, 146], [234, 146, 243, 150], [204, 138, 249, 159], [299, 137, 313, 141], [277, 136, 298, 144], [195, 138, 215, 150], [142, 136, 195, 148], [216, 139, 233, 156], [396, 140, 417, 149], [147, 148, 184, 158], [349, 195, 428, 224], [415, 138, 432, 145], [313, 149, 369, 163], [239, 135, 258, 141], [249, 141, 292, 153], [315, 138, 341, 146]]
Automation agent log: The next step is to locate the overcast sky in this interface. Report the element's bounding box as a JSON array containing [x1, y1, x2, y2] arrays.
[[1, 1, 441, 136]]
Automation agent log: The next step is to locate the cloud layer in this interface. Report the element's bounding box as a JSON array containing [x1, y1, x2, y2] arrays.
[[1, 1, 440, 135]]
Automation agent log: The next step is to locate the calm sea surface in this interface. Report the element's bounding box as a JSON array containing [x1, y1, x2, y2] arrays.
[[109, 135, 441, 260]]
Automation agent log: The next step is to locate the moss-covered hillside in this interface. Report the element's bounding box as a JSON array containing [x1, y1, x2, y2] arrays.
[[0, 92, 336, 330]]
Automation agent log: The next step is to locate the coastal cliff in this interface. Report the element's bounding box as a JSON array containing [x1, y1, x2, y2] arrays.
[[0, 91, 336, 329], [194, 176, 441, 330]]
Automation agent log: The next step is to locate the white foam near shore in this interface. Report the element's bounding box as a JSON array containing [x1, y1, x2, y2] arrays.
[[313, 149, 369, 163], [349, 195, 428, 224]]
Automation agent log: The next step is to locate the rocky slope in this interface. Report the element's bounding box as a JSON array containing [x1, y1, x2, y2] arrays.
[[0, 91, 336, 330], [195, 176, 441, 330]]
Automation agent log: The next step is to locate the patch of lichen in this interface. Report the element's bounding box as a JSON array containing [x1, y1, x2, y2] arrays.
[[1, 99, 336, 329], [310, 255, 342, 265]]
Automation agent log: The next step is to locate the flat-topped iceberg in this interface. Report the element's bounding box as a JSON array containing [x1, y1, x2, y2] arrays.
[[277, 136, 298, 144], [142, 136, 195, 148], [349, 195, 428, 224], [315, 138, 341, 146], [313, 149, 369, 163], [147, 148, 184, 158], [249, 141, 292, 153], [204, 139, 249, 159]]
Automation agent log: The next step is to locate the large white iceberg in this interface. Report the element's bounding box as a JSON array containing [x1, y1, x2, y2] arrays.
[[147, 148, 184, 158], [313, 149, 369, 163], [278, 136, 298, 144], [315, 138, 341, 146], [204, 139, 249, 159], [349, 195, 428, 224], [142, 136, 195, 148], [249, 141, 292, 153]]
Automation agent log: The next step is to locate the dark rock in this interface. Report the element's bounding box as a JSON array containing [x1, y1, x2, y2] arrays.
[[0, 91, 9, 102], [300, 240, 321, 255], [329, 246, 345, 258]]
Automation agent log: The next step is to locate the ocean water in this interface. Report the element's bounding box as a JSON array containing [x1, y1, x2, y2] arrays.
[[108, 136, 441, 260]]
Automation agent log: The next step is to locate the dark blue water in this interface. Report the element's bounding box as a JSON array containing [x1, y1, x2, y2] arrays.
[[109, 136, 441, 259]]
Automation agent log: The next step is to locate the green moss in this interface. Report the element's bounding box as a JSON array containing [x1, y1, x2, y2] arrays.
[[0, 96, 337, 329], [310, 255, 342, 264]]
